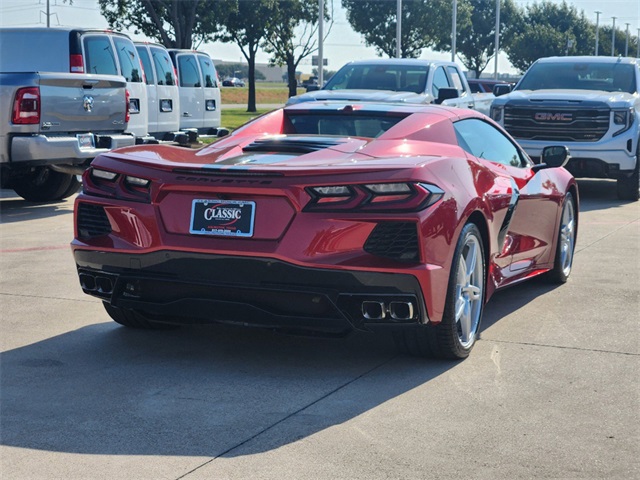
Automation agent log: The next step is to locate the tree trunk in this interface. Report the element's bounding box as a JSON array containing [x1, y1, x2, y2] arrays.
[[247, 47, 257, 112], [287, 53, 297, 98]]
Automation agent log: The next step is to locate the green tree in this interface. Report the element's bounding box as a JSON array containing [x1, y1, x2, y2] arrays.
[[341, 0, 450, 58], [598, 27, 639, 57], [434, 0, 521, 78], [504, 1, 595, 73], [263, 1, 332, 98], [97, 0, 221, 49], [214, 0, 279, 112]]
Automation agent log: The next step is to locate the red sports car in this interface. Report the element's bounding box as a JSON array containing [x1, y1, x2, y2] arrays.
[[72, 102, 578, 359]]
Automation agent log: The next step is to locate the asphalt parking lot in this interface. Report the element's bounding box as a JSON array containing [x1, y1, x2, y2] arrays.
[[1, 180, 638, 479]]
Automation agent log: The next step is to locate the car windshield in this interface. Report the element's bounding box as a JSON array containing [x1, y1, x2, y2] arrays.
[[323, 64, 429, 94], [284, 111, 407, 138], [516, 62, 636, 93]]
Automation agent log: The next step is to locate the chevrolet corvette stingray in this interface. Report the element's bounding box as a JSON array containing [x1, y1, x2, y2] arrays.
[[72, 102, 578, 359]]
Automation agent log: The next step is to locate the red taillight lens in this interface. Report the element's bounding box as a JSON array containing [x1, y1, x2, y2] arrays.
[[125, 89, 130, 124], [12, 87, 40, 125], [304, 183, 444, 213], [70, 54, 84, 73]]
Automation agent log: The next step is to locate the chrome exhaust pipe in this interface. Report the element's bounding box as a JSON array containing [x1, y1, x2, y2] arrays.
[[95, 276, 114, 294], [361, 301, 386, 320], [79, 273, 96, 291], [389, 301, 415, 321]]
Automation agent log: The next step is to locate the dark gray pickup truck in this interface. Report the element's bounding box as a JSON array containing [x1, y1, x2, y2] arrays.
[[0, 72, 134, 202]]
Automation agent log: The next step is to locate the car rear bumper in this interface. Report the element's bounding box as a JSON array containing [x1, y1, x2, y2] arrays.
[[73, 250, 429, 334], [9, 133, 136, 163]]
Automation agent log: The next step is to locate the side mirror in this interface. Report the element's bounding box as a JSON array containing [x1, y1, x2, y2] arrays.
[[306, 84, 320, 92], [435, 87, 460, 104], [532, 146, 570, 172], [493, 84, 512, 97]]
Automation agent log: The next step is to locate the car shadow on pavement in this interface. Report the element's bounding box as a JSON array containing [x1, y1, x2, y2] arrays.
[[576, 179, 634, 213], [0, 190, 74, 224], [0, 321, 456, 458]]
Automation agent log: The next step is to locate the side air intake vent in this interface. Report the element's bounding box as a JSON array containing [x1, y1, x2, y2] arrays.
[[77, 203, 111, 238], [243, 136, 345, 154], [364, 222, 419, 263]]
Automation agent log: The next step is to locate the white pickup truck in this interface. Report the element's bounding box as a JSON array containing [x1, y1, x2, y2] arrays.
[[286, 59, 493, 116], [490, 56, 639, 201]]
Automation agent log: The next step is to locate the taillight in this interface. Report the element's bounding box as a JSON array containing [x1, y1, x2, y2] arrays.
[[125, 89, 130, 124], [70, 54, 84, 73], [12, 87, 40, 125], [304, 183, 444, 212]]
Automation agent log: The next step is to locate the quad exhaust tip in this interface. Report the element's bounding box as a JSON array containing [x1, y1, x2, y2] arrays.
[[361, 300, 415, 321]]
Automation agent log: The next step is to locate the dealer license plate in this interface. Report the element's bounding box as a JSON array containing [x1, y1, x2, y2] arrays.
[[190, 199, 255, 237], [76, 133, 94, 149]]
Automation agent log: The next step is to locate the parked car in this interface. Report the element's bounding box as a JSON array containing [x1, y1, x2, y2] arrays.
[[0, 27, 150, 141], [491, 56, 640, 200], [72, 101, 577, 360], [168, 49, 222, 134], [467, 78, 510, 94], [222, 77, 245, 87], [134, 42, 180, 140], [287, 59, 493, 115]]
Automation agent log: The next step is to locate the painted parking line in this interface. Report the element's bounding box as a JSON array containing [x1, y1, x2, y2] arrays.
[[0, 245, 70, 253]]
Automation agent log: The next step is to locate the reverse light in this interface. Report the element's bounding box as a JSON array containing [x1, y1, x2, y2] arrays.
[[12, 87, 40, 125], [612, 108, 634, 137], [312, 186, 351, 196], [91, 168, 118, 181], [364, 183, 411, 194], [125, 175, 150, 187]]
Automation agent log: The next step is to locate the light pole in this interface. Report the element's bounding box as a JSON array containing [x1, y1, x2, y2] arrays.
[[611, 17, 616, 56], [625, 23, 630, 56], [318, 0, 324, 86], [396, 0, 402, 58], [451, 0, 457, 62], [594, 11, 601, 55], [494, 0, 500, 80], [638, 29, 640, 59]]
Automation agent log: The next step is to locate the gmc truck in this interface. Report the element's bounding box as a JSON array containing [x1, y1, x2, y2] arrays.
[[0, 72, 134, 202], [286, 59, 494, 116], [491, 56, 639, 201]]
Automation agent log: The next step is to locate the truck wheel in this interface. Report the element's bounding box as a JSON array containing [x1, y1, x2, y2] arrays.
[[393, 223, 485, 359], [59, 176, 82, 199], [103, 302, 178, 330], [11, 167, 75, 202], [616, 144, 639, 201]]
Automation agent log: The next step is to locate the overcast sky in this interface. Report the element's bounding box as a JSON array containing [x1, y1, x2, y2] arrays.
[[1, 0, 638, 75]]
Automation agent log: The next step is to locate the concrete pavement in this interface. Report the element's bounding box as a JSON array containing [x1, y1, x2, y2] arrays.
[[0, 180, 638, 479]]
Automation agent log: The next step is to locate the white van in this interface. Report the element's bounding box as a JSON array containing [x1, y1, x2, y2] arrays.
[[0, 27, 149, 140], [168, 49, 222, 134], [135, 42, 180, 140]]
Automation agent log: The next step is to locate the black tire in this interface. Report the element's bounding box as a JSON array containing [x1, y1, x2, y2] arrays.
[[103, 302, 178, 330], [12, 167, 74, 202], [59, 175, 82, 199], [616, 142, 640, 201], [546, 192, 577, 284], [393, 223, 485, 360]]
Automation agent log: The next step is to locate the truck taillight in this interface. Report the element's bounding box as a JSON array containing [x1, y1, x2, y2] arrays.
[[125, 89, 130, 124], [12, 87, 40, 125], [70, 54, 84, 73]]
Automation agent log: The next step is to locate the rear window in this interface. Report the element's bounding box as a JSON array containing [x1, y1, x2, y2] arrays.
[[197, 54, 218, 88], [177, 54, 201, 87], [136, 46, 155, 85], [517, 62, 637, 93], [284, 112, 407, 138], [114, 37, 142, 83], [83, 35, 118, 75], [324, 64, 428, 94], [151, 47, 175, 86]]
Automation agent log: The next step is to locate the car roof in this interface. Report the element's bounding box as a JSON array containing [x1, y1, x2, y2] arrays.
[[0, 26, 132, 39], [340, 58, 457, 67], [535, 56, 639, 66]]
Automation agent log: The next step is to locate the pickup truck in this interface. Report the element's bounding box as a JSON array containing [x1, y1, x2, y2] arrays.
[[490, 56, 639, 201], [286, 59, 493, 116], [0, 72, 134, 202]]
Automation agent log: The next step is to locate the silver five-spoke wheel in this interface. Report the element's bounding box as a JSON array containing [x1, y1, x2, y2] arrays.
[[455, 233, 484, 349]]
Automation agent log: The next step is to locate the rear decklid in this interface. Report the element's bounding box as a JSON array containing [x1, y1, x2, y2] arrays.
[[35, 72, 128, 134]]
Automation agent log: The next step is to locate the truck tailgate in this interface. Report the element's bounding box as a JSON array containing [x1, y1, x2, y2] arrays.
[[37, 72, 127, 134]]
